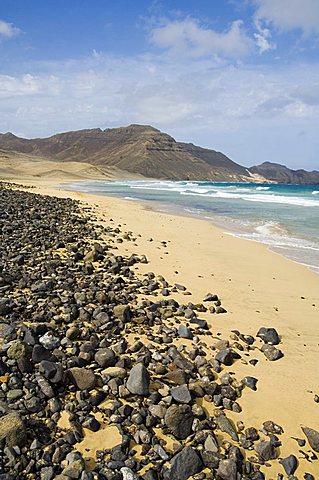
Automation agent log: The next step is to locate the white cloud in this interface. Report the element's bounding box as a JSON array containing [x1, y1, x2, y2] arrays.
[[253, 0, 319, 34], [254, 19, 276, 53], [0, 54, 318, 168], [149, 18, 253, 59], [0, 19, 21, 38]]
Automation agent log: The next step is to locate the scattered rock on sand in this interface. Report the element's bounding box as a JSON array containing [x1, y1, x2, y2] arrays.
[[302, 426, 319, 452], [257, 327, 280, 345], [165, 446, 203, 480], [261, 344, 283, 361], [126, 363, 150, 396], [164, 404, 194, 439], [279, 454, 298, 475]]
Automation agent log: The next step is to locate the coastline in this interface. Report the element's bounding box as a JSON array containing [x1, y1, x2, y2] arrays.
[[63, 179, 319, 277], [8, 175, 319, 477]]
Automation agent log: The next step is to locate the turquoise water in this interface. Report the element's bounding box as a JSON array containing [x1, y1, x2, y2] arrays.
[[65, 180, 319, 273]]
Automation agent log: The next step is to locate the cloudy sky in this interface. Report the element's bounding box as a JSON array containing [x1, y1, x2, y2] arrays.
[[0, 0, 319, 169]]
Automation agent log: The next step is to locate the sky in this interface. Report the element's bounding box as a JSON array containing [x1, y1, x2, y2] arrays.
[[0, 0, 319, 169]]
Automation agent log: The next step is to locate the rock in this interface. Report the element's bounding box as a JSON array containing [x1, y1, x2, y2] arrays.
[[113, 305, 131, 322], [120, 467, 139, 480], [154, 444, 169, 461], [190, 318, 208, 329], [7, 389, 23, 401], [142, 470, 158, 480], [215, 306, 227, 314], [62, 459, 85, 479], [262, 420, 283, 435], [203, 293, 218, 302], [66, 327, 80, 340], [261, 344, 283, 361], [32, 344, 52, 363], [204, 432, 219, 453], [301, 426, 319, 452], [242, 376, 258, 391], [6, 341, 27, 360], [178, 324, 193, 339], [165, 446, 203, 480], [68, 367, 96, 390], [0, 413, 27, 447], [217, 459, 237, 480], [164, 404, 194, 440], [257, 327, 280, 345], [126, 363, 149, 396], [149, 405, 167, 419], [215, 412, 238, 441], [215, 348, 234, 366], [170, 384, 192, 404], [83, 250, 98, 263], [255, 440, 278, 461], [39, 332, 60, 350], [39, 360, 63, 383], [94, 348, 116, 367], [102, 366, 127, 378], [279, 455, 298, 475]]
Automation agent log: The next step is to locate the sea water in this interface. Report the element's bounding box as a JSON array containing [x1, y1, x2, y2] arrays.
[[65, 180, 319, 274]]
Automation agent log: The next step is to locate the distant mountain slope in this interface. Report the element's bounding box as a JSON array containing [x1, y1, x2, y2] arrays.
[[0, 125, 318, 183], [250, 162, 319, 185], [0, 125, 254, 182]]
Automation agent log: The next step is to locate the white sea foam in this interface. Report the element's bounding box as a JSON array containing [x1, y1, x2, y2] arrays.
[[228, 221, 319, 252], [312, 190, 319, 195], [180, 190, 319, 207], [256, 186, 270, 191]]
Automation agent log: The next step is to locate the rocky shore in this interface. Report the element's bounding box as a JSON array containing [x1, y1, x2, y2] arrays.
[[0, 183, 318, 480]]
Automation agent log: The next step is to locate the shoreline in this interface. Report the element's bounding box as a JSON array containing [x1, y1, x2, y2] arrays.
[[3, 176, 319, 477], [62, 179, 319, 276]]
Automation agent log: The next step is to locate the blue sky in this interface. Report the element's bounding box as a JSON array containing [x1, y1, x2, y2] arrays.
[[0, 0, 319, 169]]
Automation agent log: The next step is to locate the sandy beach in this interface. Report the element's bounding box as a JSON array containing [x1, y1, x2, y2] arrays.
[[1, 164, 317, 479]]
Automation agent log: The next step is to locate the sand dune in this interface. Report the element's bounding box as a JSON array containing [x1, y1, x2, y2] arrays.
[[0, 150, 147, 182]]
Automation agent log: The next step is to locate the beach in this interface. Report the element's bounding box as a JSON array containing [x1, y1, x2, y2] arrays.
[[0, 166, 317, 478]]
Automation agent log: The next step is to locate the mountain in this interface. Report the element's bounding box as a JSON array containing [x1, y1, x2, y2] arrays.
[[0, 125, 255, 182], [0, 125, 318, 183], [250, 162, 319, 185]]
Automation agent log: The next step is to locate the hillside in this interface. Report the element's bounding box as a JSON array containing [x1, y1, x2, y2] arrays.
[[0, 125, 255, 182], [0, 125, 318, 183], [250, 162, 319, 185]]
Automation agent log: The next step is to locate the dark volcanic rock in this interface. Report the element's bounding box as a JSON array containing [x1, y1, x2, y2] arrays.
[[164, 404, 194, 439], [68, 367, 96, 390], [94, 348, 116, 367], [279, 455, 298, 475], [217, 459, 238, 480], [255, 440, 278, 461], [215, 348, 234, 366], [170, 384, 192, 404], [126, 363, 150, 396], [165, 446, 203, 480], [257, 327, 280, 345], [261, 344, 283, 361], [302, 426, 319, 452]]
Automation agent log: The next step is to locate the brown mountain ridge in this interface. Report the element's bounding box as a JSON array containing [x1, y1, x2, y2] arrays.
[[0, 124, 318, 183]]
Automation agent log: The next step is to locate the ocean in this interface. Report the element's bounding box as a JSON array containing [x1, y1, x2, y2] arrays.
[[65, 180, 319, 274]]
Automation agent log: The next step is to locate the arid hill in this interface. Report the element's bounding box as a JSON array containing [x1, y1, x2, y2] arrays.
[[0, 125, 255, 182], [249, 161, 319, 185], [0, 125, 318, 183]]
